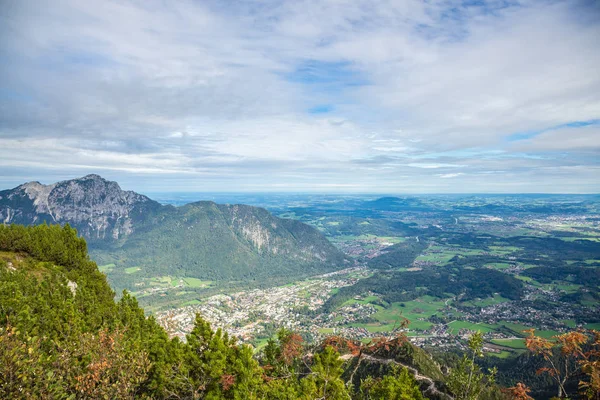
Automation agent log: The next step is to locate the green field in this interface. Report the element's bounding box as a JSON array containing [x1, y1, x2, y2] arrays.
[[447, 321, 499, 334], [414, 245, 489, 265], [488, 246, 522, 255], [339, 295, 447, 332], [415, 252, 455, 265], [556, 284, 582, 293], [486, 263, 513, 270], [125, 266, 141, 274], [561, 319, 577, 328], [183, 277, 213, 288], [153, 276, 172, 285], [98, 263, 115, 273], [499, 322, 559, 338], [405, 320, 434, 330], [561, 237, 600, 243], [371, 296, 448, 331], [462, 295, 510, 307], [490, 338, 527, 349], [170, 277, 183, 287], [332, 234, 405, 245], [349, 322, 398, 333], [342, 295, 384, 307], [515, 275, 534, 282]]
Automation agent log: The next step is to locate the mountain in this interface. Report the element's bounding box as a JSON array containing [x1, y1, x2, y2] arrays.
[[97, 200, 350, 280], [0, 174, 161, 241], [0, 175, 350, 284]]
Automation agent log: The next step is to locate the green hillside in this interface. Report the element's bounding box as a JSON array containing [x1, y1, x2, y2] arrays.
[[94, 201, 349, 284]]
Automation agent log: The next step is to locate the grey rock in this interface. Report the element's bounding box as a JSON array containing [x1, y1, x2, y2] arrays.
[[0, 174, 161, 242]]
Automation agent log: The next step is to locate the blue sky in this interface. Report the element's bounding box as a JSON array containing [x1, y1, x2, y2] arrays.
[[0, 0, 599, 193]]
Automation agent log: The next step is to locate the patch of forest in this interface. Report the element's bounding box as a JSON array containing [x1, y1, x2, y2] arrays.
[[323, 267, 524, 313]]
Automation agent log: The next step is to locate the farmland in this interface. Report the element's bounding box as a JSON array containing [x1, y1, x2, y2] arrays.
[[140, 193, 599, 360]]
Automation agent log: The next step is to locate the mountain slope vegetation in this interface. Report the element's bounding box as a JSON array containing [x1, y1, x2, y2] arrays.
[[94, 200, 349, 282], [0, 223, 450, 399], [0, 175, 350, 290]]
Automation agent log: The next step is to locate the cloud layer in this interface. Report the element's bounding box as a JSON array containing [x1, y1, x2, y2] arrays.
[[1, 0, 599, 193]]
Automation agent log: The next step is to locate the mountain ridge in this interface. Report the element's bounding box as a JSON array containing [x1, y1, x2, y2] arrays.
[[0, 174, 350, 286], [0, 174, 161, 241]]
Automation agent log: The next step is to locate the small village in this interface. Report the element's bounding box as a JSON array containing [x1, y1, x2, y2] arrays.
[[155, 258, 597, 354]]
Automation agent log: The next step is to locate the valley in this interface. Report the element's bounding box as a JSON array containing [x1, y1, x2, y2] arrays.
[[147, 193, 600, 363], [2, 177, 600, 398], [2, 177, 599, 362]]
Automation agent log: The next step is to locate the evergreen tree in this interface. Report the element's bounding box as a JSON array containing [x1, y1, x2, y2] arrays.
[[359, 366, 425, 400], [447, 331, 498, 400], [303, 345, 351, 400]]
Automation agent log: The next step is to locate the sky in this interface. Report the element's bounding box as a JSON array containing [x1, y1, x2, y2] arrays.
[[0, 0, 599, 194]]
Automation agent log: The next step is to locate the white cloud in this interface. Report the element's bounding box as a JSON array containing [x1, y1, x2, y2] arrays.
[[512, 125, 600, 151], [438, 173, 465, 179], [0, 0, 598, 192]]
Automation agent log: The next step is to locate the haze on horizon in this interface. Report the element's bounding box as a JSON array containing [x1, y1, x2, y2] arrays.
[[1, 0, 599, 194]]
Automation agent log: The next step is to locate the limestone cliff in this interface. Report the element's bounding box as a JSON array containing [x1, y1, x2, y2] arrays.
[[0, 174, 161, 241]]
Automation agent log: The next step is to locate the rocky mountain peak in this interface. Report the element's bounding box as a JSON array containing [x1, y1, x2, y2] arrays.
[[19, 181, 56, 215], [1, 174, 161, 240], [80, 174, 105, 181]]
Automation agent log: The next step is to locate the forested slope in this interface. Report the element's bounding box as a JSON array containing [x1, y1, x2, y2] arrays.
[[94, 201, 349, 281], [0, 224, 443, 399], [1, 175, 351, 287]]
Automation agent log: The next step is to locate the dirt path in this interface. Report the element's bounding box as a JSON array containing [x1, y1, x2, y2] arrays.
[[342, 353, 454, 400]]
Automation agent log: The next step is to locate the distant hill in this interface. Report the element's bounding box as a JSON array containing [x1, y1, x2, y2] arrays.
[[0, 175, 350, 284], [366, 196, 430, 211]]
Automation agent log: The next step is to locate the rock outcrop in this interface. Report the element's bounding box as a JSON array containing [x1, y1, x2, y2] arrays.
[[0, 174, 161, 241]]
